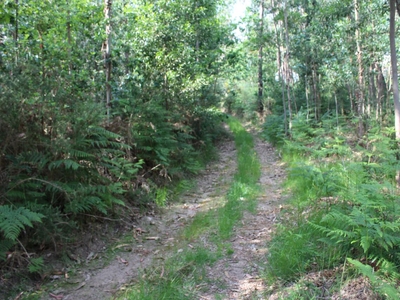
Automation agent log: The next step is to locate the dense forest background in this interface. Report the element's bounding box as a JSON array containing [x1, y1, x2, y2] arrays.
[[2, 0, 400, 298]]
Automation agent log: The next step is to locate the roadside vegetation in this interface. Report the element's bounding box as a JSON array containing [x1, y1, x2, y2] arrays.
[[262, 113, 400, 298]]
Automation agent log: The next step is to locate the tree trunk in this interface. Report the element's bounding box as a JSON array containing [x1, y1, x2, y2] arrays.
[[390, 0, 400, 186], [284, 0, 292, 129], [305, 75, 309, 120], [312, 64, 320, 120], [257, 0, 264, 114], [390, 0, 400, 139], [195, 1, 200, 63], [334, 92, 339, 130], [354, 0, 365, 137], [104, 0, 112, 120], [348, 84, 354, 113], [67, 1, 72, 74], [14, 0, 19, 64], [164, 74, 168, 111], [14, 0, 18, 43], [368, 63, 376, 119], [376, 63, 386, 123], [272, 0, 287, 135]]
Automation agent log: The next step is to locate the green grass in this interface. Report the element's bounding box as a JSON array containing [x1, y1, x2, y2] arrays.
[[118, 116, 262, 299], [121, 247, 220, 300], [262, 114, 400, 298]]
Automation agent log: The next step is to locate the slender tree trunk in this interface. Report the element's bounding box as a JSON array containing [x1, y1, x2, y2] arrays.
[[390, 0, 400, 186], [67, 1, 72, 74], [257, 0, 264, 114], [340, 94, 344, 116], [376, 63, 386, 123], [368, 63, 376, 119], [14, 0, 18, 43], [334, 92, 339, 130], [164, 74, 168, 111], [279, 48, 287, 135], [312, 64, 319, 120], [386, 70, 393, 123], [272, 0, 287, 134], [284, 0, 292, 129], [38, 30, 45, 98], [14, 0, 19, 64], [305, 75, 309, 120], [104, 0, 112, 120], [348, 84, 354, 113], [390, 0, 400, 139], [354, 0, 365, 137], [195, 1, 199, 63]]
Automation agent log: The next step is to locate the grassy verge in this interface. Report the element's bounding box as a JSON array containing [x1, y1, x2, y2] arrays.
[[118, 117, 261, 299], [262, 113, 400, 298]]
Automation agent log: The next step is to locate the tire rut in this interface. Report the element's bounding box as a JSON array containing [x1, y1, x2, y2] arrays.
[[198, 136, 286, 300], [46, 135, 238, 300]]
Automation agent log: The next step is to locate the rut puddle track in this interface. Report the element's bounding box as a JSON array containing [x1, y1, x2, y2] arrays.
[[49, 136, 238, 300], [198, 137, 286, 300]]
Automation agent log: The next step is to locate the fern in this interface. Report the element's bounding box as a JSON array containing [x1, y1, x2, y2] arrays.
[[0, 205, 44, 261], [48, 159, 81, 170], [348, 258, 400, 298], [0, 205, 44, 241], [68, 149, 95, 159], [64, 182, 126, 215], [28, 257, 44, 274], [14, 151, 49, 172], [66, 195, 103, 214], [310, 197, 400, 260]]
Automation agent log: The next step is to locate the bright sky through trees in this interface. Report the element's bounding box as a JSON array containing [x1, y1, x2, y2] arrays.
[[230, 0, 251, 22], [230, 0, 251, 39]]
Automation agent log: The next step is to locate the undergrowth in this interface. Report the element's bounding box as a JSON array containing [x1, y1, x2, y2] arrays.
[[0, 103, 228, 298], [263, 112, 400, 298], [118, 116, 261, 299]]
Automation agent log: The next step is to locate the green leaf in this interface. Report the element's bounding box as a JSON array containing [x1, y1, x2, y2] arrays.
[[28, 257, 44, 274], [0, 205, 44, 241], [360, 235, 372, 253]]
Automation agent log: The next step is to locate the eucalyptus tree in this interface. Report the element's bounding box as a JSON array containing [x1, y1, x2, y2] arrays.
[[262, 0, 392, 133], [104, 0, 112, 119], [354, 0, 365, 136], [390, 0, 400, 140], [257, 0, 265, 114]]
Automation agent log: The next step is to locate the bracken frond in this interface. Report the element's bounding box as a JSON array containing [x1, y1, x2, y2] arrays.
[[0, 205, 44, 241]]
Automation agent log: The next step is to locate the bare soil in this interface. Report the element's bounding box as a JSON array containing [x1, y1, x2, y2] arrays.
[[196, 136, 286, 299], [41, 133, 242, 300], [52, 132, 287, 300]]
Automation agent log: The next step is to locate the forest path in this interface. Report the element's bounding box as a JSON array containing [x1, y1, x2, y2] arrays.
[[44, 125, 286, 300], [197, 134, 286, 299]]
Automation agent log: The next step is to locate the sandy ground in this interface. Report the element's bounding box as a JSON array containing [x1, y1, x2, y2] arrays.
[[197, 136, 286, 299], [44, 134, 243, 300]]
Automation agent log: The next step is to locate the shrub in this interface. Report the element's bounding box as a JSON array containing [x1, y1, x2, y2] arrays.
[[262, 114, 285, 146]]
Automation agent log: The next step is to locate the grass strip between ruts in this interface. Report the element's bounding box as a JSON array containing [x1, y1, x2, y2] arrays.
[[119, 117, 261, 300]]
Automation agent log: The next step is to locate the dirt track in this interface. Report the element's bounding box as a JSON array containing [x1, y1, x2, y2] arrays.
[[44, 130, 285, 300]]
